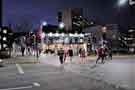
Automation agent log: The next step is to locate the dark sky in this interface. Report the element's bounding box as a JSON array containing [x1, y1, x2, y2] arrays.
[[2, 0, 135, 29]]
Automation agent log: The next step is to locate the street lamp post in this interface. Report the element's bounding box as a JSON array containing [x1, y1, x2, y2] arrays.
[[41, 21, 47, 54], [118, 0, 128, 6], [101, 26, 107, 45], [35, 33, 39, 60]]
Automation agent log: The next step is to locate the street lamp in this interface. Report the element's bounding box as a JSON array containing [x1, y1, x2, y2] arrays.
[[118, 0, 128, 6], [42, 21, 47, 26], [101, 26, 107, 45], [59, 22, 65, 29]]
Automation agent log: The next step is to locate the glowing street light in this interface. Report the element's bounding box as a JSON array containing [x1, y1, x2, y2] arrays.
[[118, 0, 128, 6], [42, 21, 47, 26], [59, 22, 65, 29]]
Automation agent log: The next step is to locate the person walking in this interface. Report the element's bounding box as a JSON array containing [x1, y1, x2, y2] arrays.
[[58, 48, 64, 64], [80, 48, 86, 63], [21, 44, 25, 56], [96, 45, 104, 64], [68, 48, 73, 63], [103, 44, 108, 60], [108, 47, 112, 60], [63, 48, 68, 63]]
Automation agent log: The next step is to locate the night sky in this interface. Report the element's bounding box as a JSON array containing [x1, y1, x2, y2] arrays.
[[2, 0, 135, 30]]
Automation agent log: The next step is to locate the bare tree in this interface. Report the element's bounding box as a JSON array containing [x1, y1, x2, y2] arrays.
[[13, 17, 33, 32]]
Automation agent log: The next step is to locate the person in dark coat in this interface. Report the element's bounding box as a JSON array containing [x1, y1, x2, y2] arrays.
[[80, 48, 86, 62], [21, 43, 25, 56], [68, 48, 73, 62], [58, 48, 64, 64], [108, 47, 112, 60]]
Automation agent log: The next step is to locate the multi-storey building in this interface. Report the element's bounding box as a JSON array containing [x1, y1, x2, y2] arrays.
[[83, 24, 123, 53], [120, 28, 135, 53], [0, 26, 13, 58], [58, 8, 90, 33]]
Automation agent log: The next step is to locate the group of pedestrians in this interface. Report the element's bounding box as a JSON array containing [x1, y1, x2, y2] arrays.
[[57, 48, 73, 64], [12, 36, 40, 57], [57, 48, 86, 65], [96, 44, 112, 64]]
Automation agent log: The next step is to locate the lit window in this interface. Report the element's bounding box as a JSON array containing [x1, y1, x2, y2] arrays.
[[124, 37, 127, 40], [3, 44, 7, 48], [3, 29, 7, 34], [129, 0, 135, 5], [3, 37, 7, 41], [61, 33, 65, 37], [128, 29, 135, 32]]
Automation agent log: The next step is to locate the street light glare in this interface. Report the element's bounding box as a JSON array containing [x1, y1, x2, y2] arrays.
[[59, 22, 65, 29], [42, 21, 47, 26], [118, 0, 128, 6]]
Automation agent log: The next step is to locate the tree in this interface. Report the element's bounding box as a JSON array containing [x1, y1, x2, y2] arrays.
[[13, 17, 33, 32]]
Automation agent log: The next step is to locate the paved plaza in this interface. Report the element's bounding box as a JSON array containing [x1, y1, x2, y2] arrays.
[[0, 55, 134, 90]]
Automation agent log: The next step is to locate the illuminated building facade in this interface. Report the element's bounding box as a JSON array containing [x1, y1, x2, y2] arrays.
[[58, 8, 90, 33]]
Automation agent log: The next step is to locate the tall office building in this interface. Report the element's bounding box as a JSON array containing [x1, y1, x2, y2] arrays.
[[58, 8, 88, 33]]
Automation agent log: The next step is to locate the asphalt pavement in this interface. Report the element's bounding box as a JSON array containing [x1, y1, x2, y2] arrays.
[[0, 54, 134, 90]]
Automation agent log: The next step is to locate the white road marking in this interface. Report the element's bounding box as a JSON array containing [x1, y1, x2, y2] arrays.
[[0, 85, 33, 90], [0, 82, 40, 90], [16, 64, 24, 74], [33, 82, 40, 87]]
